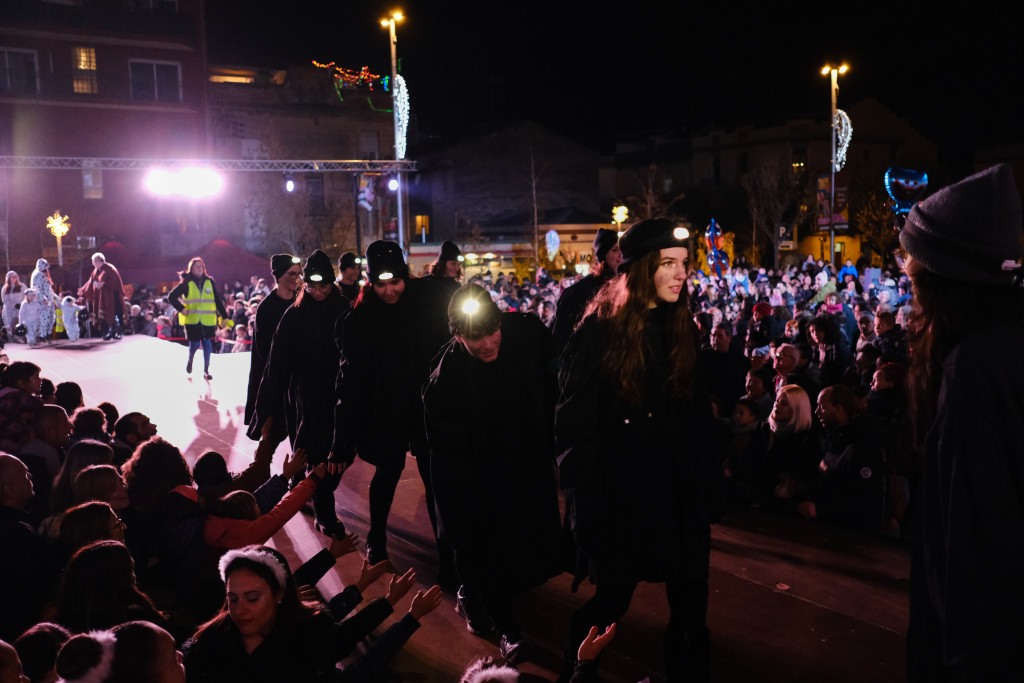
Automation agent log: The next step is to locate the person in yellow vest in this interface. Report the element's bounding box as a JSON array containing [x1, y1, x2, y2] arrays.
[[168, 256, 229, 380]]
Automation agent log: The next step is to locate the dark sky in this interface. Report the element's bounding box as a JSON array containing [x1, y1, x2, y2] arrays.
[[207, 2, 1021, 162]]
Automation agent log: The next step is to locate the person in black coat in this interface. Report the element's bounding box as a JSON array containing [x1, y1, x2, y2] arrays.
[[247, 250, 352, 539], [422, 284, 562, 661], [244, 254, 302, 431], [554, 218, 721, 682], [551, 229, 622, 366], [332, 241, 452, 570], [897, 163, 1024, 681], [168, 257, 229, 380]]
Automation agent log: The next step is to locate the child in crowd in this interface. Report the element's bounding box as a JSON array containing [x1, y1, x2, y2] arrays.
[[19, 288, 46, 346], [60, 296, 87, 342]]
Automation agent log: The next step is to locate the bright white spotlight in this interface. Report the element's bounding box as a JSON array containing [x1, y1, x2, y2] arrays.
[[143, 166, 224, 199], [387, 177, 399, 192]]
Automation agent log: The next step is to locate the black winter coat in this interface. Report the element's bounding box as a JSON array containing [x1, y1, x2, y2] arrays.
[[422, 313, 562, 594], [244, 289, 294, 425], [907, 324, 1024, 681], [333, 278, 450, 465], [555, 306, 722, 582], [247, 287, 350, 459]]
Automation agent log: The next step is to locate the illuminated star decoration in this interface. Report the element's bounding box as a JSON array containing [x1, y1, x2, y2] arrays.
[[394, 74, 410, 159], [47, 211, 70, 238], [312, 61, 383, 102]]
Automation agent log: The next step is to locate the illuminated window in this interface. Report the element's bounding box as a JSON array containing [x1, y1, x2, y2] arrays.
[[82, 167, 103, 199], [129, 60, 181, 102], [73, 47, 98, 94], [0, 48, 39, 94]]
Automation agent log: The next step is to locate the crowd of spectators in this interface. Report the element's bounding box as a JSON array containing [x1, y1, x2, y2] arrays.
[[0, 246, 915, 681]]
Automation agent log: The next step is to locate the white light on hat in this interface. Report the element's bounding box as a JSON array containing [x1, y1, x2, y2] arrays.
[[355, 257, 362, 264], [377, 271, 394, 281], [457, 255, 465, 262], [460, 298, 480, 315], [673, 227, 689, 240], [291, 257, 301, 264], [309, 274, 323, 282]]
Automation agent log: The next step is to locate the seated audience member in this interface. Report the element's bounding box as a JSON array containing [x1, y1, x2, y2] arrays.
[[0, 638, 28, 683], [0, 361, 44, 455], [0, 453, 59, 643], [68, 407, 111, 446], [54, 621, 184, 683], [46, 540, 174, 637], [71, 464, 130, 512], [55, 501, 125, 568], [763, 384, 823, 505], [39, 379, 57, 406], [190, 437, 276, 506], [110, 412, 158, 468], [45, 439, 114, 525], [18, 404, 72, 481], [742, 366, 776, 421], [722, 397, 769, 509], [121, 437, 212, 620], [797, 384, 888, 535], [96, 401, 119, 439], [182, 545, 442, 682], [13, 621, 71, 683], [52, 382, 84, 420]]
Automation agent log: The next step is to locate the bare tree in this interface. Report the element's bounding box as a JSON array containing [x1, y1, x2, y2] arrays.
[[625, 164, 686, 220], [852, 188, 898, 266], [741, 156, 801, 269]]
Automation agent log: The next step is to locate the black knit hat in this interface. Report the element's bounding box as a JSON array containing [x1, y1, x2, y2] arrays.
[[617, 218, 690, 272], [439, 240, 464, 264], [302, 249, 335, 284], [448, 284, 501, 339], [271, 254, 301, 279], [593, 228, 619, 262], [365, 240, 408, 282], [900, 163, 1023, 285], [338, 251, 360, 271]]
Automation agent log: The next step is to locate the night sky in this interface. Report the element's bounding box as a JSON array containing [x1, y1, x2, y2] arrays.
[[207, 1, 1021, 163]]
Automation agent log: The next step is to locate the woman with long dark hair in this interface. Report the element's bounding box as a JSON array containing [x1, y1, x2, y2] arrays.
[[554, 218, 721, 681], [1, 270, 25, 341], [168, 257, 229, 380], [898, 164, 1024, 681]]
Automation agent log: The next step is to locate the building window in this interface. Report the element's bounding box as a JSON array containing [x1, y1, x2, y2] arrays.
[[73, 47, 98, 94], [82, 167, 103, 199], [358, 131, 379, 160], [306, 174, 325, 215], [791, 144, 807, 171], [0, 48, 39, 95], [129, 60, 181, 102]]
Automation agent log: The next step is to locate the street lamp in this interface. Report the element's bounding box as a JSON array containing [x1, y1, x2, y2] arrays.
[[46, 211, 70, 266], [821, 62, 848, 268], [381, 10, 406, 251], [612, 204, 629, 236]]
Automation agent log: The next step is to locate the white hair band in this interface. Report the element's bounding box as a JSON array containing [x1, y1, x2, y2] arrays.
[[59, 629, 116, 683], [219, 547, 288, 589]]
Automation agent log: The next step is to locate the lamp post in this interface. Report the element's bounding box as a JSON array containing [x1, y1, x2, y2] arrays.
[[821, 63, 848, 268], [381, 10, 406, 252]]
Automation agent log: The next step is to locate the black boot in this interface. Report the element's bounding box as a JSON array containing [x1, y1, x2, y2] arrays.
[[112, 314, 122, 340]]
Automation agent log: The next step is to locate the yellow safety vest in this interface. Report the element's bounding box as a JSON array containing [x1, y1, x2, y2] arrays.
[[182, 279, 218, 326], [55, 307, 65, 333]]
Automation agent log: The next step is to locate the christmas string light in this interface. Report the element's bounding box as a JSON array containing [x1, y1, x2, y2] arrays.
[[394, 75, 410, 160], [834, 109, 852, 170], [312, 61, 383, 102]]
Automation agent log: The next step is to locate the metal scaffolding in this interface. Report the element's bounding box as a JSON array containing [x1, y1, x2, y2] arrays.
[[0, 156, 416, 172]]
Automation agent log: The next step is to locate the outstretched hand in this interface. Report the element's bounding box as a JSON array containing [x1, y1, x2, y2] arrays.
[[385, 567, 417, 606], [578, 623, 617, 662], [309, 462, 328, 479], [355, 558, 392, 593], [281, 448, 308, 481], [329, 533, 360, 559], [408, 585, 442, 621]]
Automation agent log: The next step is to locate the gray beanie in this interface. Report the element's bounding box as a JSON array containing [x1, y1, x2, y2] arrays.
[[900, 163, 1022, 285]]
